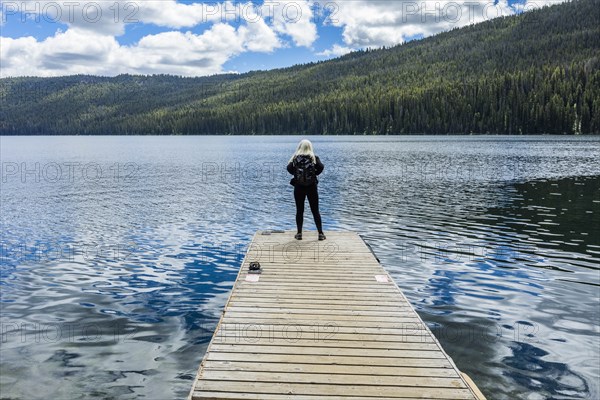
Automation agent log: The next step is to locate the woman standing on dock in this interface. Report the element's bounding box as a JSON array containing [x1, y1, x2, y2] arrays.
[[287, 139, 326, 241]]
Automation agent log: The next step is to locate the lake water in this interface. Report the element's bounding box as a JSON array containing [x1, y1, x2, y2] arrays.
[[1, 135, 599, 399]]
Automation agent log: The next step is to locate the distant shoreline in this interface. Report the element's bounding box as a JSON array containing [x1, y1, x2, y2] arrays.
[[2, 133, 599, 137]]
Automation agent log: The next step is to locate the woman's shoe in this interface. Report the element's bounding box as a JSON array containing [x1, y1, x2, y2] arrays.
[[318, 233, 326, 241], [294, 232, 302, 240]]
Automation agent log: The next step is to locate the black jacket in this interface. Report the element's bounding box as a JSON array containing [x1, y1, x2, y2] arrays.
[[287, 155, 324, 185]]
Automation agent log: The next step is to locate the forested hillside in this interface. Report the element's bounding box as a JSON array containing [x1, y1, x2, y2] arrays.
[[1, 0, 599, 135]]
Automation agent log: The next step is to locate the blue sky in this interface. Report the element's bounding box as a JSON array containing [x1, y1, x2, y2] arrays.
[[0, 0, 561, 77]]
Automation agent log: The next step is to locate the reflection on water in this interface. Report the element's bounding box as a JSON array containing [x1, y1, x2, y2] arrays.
[[1, 136, 599, 399], [503, 341, 590, 398]]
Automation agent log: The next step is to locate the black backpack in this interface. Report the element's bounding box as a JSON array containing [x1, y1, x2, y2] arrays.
[[293, 155, 317, 186]]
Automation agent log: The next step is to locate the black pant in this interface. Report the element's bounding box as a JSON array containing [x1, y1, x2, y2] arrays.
[[294, 184, 323, 233]]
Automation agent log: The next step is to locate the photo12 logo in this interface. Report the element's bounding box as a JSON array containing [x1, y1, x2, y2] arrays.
[[0, 241, 140, 264], [1, 162, 139, 183], [0, 1, 341, 26], [1, 321, 139, 344], [1, 1, 140, 24]]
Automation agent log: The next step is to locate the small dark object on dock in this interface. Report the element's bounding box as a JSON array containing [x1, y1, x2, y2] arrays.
[[248, 261, 262, 274]]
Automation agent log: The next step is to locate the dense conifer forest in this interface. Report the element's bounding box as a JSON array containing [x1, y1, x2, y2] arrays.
[[1, 0, 598, 135]]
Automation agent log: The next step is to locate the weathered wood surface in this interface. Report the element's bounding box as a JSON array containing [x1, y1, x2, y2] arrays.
[[189, 230, 484, 399]]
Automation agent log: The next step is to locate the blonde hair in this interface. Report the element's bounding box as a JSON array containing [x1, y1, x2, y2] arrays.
[[289, 139, 316, 164]]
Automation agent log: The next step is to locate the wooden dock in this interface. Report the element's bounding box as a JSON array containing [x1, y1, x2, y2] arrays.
[[189, 230, 485, 400]]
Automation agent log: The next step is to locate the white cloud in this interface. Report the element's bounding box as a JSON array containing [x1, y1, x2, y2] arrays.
[[5, 1, 222, 35], [135, 1, 210, 29], [316, 44, 353, 57], [268, 0, 318, 47], [2, 29, 119, 76], [318, 0, 567, 57], [238, 19, 281, 52], [0, 21, 279, 77], [130, 24, 244, 75], [513, 0, 563, 12], [329, 0, 504, 48], [236, 3, 282, 52]]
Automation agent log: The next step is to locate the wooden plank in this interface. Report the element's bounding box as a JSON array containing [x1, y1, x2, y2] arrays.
[[235, 283, 398, 289], [228, 297, 409, 306], [221, 312, 423, 323], [229, 292, 408, 301], [201, 361, 458, 377], [243, 256, 380, 261], [214, 323, 431, 339], [244, 247, 377, 253], [217, 320, 431, 334], [199, 370, 467, 388], [194, 381, 476, 399], [210, 338, 440, 351], [189, 231, 483, 400], [237, 274, 393, 280], [237, 273, 392, 280], [193, 392, 439, 400], [207, 344, 447, 358], [224, 306, 420, 316], [227, 302, 413, 311], [205, 352, 454, 368], [244, 257, 381, 263], [232, 287, 399, 294]]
